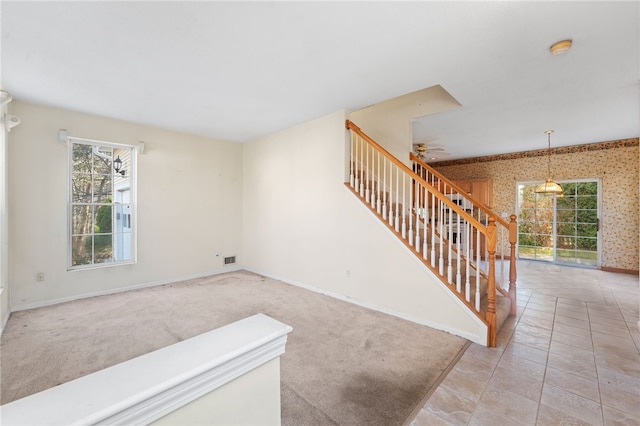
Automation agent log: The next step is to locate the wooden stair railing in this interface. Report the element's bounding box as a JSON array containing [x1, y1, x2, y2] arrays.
[[410, 152, 518, 319], [345, 120, 517, 347]]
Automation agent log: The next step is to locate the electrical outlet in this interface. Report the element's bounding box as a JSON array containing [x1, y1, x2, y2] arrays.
[[36, 272, 45, 282], [346, 269, 351, 277]]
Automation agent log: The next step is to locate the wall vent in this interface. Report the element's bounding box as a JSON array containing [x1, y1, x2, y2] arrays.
[[224, 256, 236, 265]]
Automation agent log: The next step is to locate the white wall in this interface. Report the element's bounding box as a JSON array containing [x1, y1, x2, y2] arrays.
[[0, 95, 10, 329], [348, 85, 461, 165], [7, 101, 243, 309], [152, 359, 282, 426], [242, 111, 485, 343]]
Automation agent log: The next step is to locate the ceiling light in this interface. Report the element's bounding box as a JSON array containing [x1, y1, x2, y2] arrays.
[[535, 130, 563, 194], [550, 39, 572, 55]]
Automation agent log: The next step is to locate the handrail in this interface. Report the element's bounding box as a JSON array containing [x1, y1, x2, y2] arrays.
[[346, 120, 486, 232], [409, 152, 510, 229]]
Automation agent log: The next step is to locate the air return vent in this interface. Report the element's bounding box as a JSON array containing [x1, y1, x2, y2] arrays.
[[224, 256, 236, 265]]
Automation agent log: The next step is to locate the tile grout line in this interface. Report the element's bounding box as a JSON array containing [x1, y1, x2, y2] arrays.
[[585, 296, 607, 426], [534, 295, 558, 425], [415, 263, 638, 426]]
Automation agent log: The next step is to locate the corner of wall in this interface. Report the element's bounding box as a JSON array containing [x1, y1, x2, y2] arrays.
[[0, 287, 9, 333]]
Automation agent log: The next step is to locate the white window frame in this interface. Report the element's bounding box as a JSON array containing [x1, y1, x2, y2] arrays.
[[67, 137, 137, 270]]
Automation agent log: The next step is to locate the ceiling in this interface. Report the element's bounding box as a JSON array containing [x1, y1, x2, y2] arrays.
[[2, 1, 638, 161]]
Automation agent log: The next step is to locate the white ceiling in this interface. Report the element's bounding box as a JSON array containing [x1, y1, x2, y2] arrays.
[[2, 1, 638, 161]]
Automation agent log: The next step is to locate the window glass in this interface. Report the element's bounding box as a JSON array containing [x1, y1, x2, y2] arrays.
[[518, 180, 598, 267], [69, 139, 135, 269]]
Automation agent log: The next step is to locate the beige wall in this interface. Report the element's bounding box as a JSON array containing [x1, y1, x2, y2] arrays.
[[348, 85, 461, 164], [153, 359, 282, 426], [242, 110, 487, 344], [432, 140, 639, 271], [7, 101, 244, 309], [6, 102, 487, 342]]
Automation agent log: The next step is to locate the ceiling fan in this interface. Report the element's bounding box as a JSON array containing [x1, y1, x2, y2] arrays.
[[412, 143, 449, 161]]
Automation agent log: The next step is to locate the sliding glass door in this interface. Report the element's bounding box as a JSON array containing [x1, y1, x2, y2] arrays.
[[517, 180, 599, 267]]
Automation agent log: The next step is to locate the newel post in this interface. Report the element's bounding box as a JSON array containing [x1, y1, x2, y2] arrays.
[[486, 216, 497, 347], [508, 214, 518, 316]]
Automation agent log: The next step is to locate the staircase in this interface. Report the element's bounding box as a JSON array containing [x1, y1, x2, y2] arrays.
[[345, 120, 518, 347]]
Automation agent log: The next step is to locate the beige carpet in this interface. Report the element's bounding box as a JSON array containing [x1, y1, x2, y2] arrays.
[[1, 270, 467, 425]]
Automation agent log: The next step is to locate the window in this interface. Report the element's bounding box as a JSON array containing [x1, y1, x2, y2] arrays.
[[69, 139, 135, 269], [517, 180, 599, 267]]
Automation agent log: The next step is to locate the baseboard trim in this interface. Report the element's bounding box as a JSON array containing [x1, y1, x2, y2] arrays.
[[10, 263, 486, 344], [601, 266, 639, 275], [1, 287, 9, 334], [244, 266, 486, 345], [10, 266, 242, 312]]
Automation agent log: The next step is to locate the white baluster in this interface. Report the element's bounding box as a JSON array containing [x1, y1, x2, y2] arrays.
[[499, 225, 505, 287], [388, 164, 394, 227], [413, 185, 420, 253], [365, 143, 370, 203], [382, 158, 387, 220], [465, 221, 471, 302], [394, 168, 400, 232], [439, 188, 444, 276], [423, 186, 428, 260], [456, 212, 461, 292], [483, 212, 489, 276], [476, 227, 481, 311], [431, 180, 436, 268], [359, 136, 364, 197], [376, 151, 382, 214], [447, 196, 453, 283], [402, 174, 407, 239], [354, 135, 359, 191], [370, 151, 376, 209], [349, 130, 354, 188]]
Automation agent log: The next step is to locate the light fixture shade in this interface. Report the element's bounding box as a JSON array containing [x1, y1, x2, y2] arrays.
[[550, 39, 572, 55], [535, 178, 563, 194]]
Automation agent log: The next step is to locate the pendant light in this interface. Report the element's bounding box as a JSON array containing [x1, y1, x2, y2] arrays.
[[535, 130, 563, 194]]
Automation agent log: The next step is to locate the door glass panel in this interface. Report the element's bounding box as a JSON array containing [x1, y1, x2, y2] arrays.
[[518, 180, 598, 268], [518, 184, 554, 261]]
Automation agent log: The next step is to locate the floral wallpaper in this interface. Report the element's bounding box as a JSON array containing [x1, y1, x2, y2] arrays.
[[431, 138, 639, 272]]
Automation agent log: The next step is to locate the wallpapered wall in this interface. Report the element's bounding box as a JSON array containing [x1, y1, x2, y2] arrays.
[[431, 139, 639, 271]]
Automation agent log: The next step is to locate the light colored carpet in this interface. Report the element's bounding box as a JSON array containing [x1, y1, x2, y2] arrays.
[[1, 270, 467, 425]]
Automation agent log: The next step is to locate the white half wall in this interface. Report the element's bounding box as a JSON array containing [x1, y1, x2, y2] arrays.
[[1, 313, 291, 426], [242, 111, 486, 343], [7, 101, 243, 309], [152, 359, 282, 426]]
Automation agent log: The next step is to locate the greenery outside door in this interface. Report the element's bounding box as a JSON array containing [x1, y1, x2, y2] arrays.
[[517, 180, 599, 267]]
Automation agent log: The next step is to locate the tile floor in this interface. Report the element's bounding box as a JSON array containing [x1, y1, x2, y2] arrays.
[[411, 260, 640, 426]]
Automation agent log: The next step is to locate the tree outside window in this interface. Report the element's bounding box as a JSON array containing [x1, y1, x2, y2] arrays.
[[69, 140, 135, 268]]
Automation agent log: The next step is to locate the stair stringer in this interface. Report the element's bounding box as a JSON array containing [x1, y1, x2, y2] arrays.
[[345, 185, 489, 345]]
